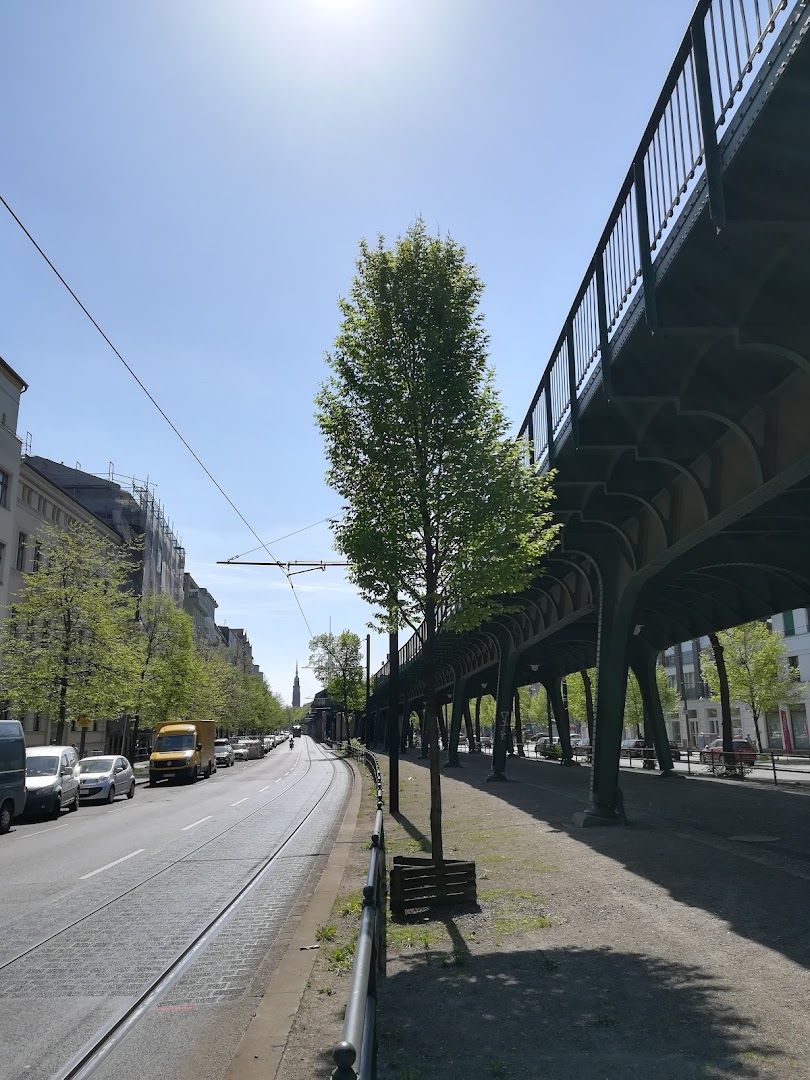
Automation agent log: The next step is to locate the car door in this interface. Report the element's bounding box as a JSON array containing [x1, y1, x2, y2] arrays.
[[60, 753, 73, 805], [114, 758, 126, 793]]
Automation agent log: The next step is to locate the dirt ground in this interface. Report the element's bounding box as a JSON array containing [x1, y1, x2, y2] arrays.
[[277, 745, 810, 1079]]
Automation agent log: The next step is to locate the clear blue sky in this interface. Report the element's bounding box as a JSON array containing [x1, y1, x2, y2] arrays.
[[0, 0, 696, 704]]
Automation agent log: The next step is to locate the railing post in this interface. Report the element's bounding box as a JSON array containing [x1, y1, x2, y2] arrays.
[[594, 258, 612, 399], [543, 379, 554, 468], [566, 322, 580, 448], [527, 413, 535, 465], [633, 158, 658, 330], [690, 16, 726, 229]]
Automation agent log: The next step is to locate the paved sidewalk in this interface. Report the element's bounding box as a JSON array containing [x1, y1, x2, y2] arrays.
[[375, 748, 810, 1079]]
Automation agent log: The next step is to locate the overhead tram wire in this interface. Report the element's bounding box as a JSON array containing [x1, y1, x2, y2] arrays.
[[0, 192, 317, 638]]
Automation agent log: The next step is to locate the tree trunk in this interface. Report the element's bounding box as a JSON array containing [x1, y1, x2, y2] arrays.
[[129, 716, 140, 762], [514, 691, 525, 756], [752, 708, 764, 752], [419, 703, 428, 759], [79, 725, 87, 758], [55, 663, 69, 745], [474, 696, 482, 752], [423, 620, 444, 870], [709, 632, 734, 767], [582, 670, 595, 745]]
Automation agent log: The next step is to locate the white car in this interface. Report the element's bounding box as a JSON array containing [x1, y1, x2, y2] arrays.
[[78, 756, 135, 803], [232, 743, 249, 761], [24, 746, 80, 818]]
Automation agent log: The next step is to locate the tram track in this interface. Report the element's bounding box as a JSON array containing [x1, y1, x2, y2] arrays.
[[0, 741, 321, 974], [0, 739, 350, 1080]]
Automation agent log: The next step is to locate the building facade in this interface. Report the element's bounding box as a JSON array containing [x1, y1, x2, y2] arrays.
[[183, 573, 220, 646], [0, 359, 27, 618], [26, 458, 185, 603]]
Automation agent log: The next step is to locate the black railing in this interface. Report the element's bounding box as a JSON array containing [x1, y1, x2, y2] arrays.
[[332, 745, 386, 1080], [519, 0, 796, 470]]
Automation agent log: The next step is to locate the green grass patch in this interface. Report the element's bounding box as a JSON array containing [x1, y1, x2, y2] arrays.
[[315, 924, 337, 943], [327, 941, 356, 972], [387, 921, 447, 951], [336, 892, 362, 918], [492, 913, 552, 938]]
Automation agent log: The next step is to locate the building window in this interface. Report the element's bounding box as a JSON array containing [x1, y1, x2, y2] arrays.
[[33, 712, 40, 732], [16, 532, 27, 572], [0, 541, 5, 581], [688, 709, 698, 719], [51, 506, 60, 525], [783, 610, 796, 637], [707, 708, 717, 718], [789, 655, 799, 670], [32, 541, 42, 573], [37, 495, 45, 513], [0, 470, 9, 510]]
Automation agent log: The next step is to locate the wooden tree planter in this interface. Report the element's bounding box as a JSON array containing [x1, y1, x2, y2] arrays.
[[389, 856, 477, 915]]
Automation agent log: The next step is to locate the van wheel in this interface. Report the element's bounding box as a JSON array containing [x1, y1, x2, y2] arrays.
[[0, 801, 12, 835], [148, 777, 156, 788], [50, 797, 61, 820], [188, 767, 197, 784], [127, 782, 135, 800], [204, 763, 211, 779], [69, 792, 80, 813]]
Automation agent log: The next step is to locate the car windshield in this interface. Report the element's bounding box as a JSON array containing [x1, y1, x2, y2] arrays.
[[154, 733, 195, 752], [26, 755, 59, 776], [79, 757, 114, 773], [214, 741, 230, 748]]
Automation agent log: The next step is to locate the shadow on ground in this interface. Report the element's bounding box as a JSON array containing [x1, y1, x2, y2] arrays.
[[384, 749, 810, 971], [379, 936, 780, 1080]]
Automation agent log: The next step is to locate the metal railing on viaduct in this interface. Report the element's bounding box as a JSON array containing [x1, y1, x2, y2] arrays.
[[367, 0, 810, 823]]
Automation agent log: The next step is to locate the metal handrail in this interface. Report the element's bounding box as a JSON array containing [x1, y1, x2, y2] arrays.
[[332, 745, 386, 1080], [369, 0, 800, 689]]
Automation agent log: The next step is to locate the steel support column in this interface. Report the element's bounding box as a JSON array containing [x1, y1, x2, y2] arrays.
[[489, 644, 519, 782], [585, 567, 638, 822], [445, 671, 472, 768], [630, 638, 675, 776], [546, 676, 575, 765]]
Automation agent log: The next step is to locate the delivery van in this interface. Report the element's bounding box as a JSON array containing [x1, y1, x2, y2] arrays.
[[148, 720, 216, 786], [0, 720, 26, 833]]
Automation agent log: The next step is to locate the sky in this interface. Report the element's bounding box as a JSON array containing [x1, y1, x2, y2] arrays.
[[0, 0, 697, 705]]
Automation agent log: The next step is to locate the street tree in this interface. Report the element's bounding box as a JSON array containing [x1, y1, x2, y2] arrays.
[[0, 522, 136, 743], [702, 622, 802, 751], [316, 220, 559, 865], [308, 630, 365, 734], [126, 595, 196, 756]]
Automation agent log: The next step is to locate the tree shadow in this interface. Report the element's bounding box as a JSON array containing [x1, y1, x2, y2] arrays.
[[378, 946, 785, 1079], [382, 750, 810, 971]]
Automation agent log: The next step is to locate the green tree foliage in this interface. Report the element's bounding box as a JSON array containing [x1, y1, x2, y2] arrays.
[[308, 630, 365, 724], [127, 595, 197, 753], [316, 221, 559, 863], [0, 522, 137, 742], [702, 621, 802, 750]]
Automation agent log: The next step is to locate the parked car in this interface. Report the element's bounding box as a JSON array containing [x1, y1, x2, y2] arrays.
[[24, 745, 80, 819], [240, 738, 263, 760], [0, 719, 26, 834], [233, 743, 249, 761], [78, 756, 135, 803], [214, 739, 235, 767], [620, 738, 646, 757], [700, 738, 757, 766]]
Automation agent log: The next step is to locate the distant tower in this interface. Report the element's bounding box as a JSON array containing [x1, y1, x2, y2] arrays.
[[292, 662, 301, 709]]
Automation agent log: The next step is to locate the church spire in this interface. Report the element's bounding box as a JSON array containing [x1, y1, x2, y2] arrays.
[[292, 661, 301, 708]]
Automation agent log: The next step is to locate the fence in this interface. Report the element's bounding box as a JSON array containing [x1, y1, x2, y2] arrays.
[[331, 743, 386, 1080]]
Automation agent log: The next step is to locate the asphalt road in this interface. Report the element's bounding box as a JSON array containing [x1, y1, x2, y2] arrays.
[[0, 737, 352, 1080]]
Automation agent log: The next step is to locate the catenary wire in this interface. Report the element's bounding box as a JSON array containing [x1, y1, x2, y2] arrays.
[[0, 192, 317, 638]]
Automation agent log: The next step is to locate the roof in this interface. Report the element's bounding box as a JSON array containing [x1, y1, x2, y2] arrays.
[[0, 356, 28, 393]]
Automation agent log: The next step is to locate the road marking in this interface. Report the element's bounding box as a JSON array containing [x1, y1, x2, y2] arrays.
[[181, 815, 213, 831], [80, 849, 145, 880], [231, 797, 249, 807], [259, 785, 271, 792], [274, 778, 282, 784], [16, 823, 69, 840]]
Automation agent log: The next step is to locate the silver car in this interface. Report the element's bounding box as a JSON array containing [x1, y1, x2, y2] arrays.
[[25, 746, 80, 818], [78, 756, 135, 803], [214, 739, 235, 767]]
